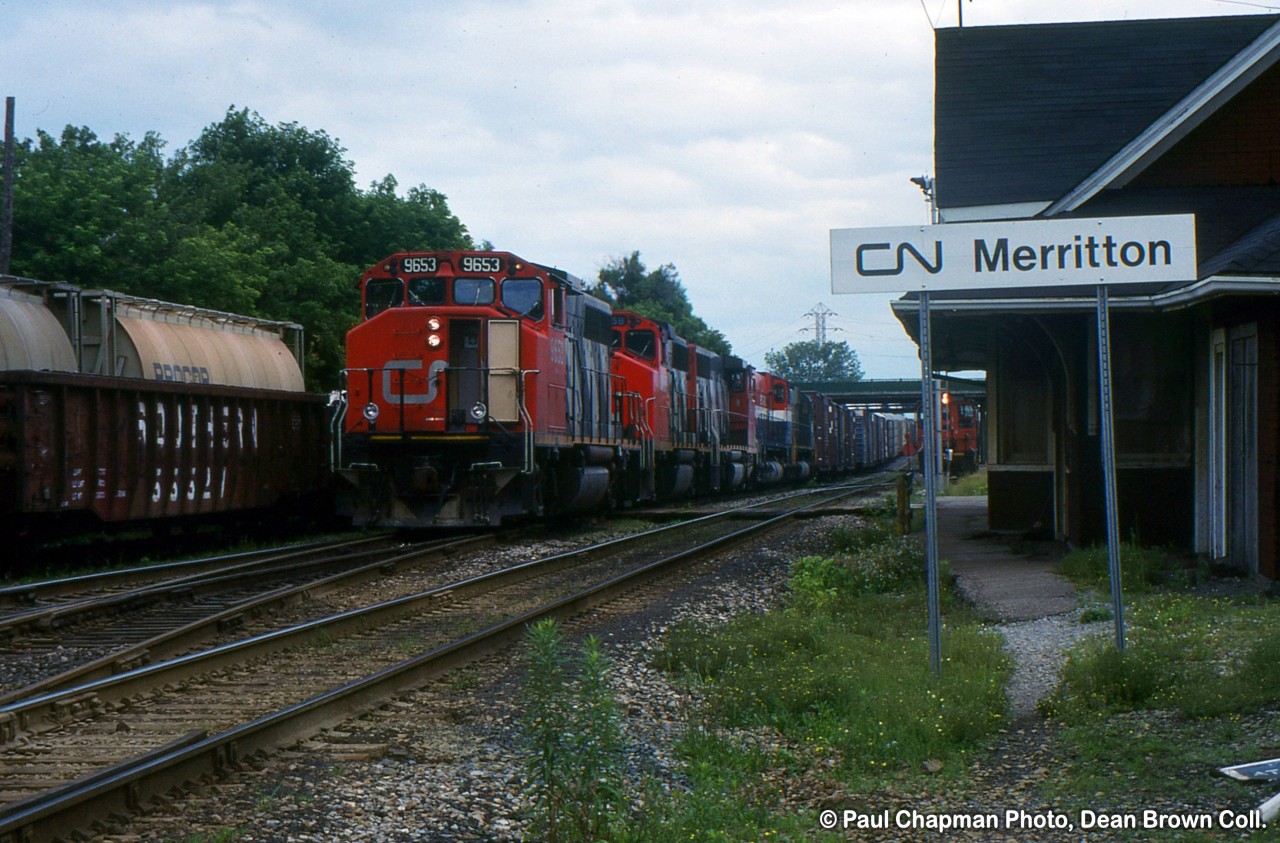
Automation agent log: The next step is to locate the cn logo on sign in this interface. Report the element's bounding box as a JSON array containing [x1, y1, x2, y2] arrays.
[[855, 241, 943, 277]]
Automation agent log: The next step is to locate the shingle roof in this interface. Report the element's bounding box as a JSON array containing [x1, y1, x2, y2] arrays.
[[934, 14, 1280, 210]]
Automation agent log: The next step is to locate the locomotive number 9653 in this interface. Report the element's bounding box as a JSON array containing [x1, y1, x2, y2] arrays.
[[402, 257, 439, 274], [460, 255, 503, 274]]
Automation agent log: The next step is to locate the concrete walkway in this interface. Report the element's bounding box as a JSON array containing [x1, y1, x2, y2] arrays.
[[933, 496, 1077, 621]]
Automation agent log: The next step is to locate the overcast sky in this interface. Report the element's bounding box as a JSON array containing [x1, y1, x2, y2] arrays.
[[2, 0, 1273, 379]]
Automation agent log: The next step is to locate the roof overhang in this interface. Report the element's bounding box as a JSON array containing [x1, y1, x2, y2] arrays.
[[890, 274, 1280, 353], [1044, 19, 1280, 216]]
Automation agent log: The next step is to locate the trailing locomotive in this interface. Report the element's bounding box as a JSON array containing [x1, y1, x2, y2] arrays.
[[0, 277, 330, 541], [336, 250, 899, 528]]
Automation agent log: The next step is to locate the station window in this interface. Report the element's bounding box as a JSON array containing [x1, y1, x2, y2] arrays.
[[408, 277, 446, 306], [364, 278, 404, 319], [501, 278, 545, 320], [625, 329, 657, 361], [454, 277, 495, 306]]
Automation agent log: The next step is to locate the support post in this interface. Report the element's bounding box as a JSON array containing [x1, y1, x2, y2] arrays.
[[1096, 285, 1127, 651]]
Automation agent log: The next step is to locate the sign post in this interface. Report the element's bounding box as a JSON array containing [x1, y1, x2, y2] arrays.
[[1095, 285, 1127, 651], [918, 292, 942, 676], [831, 213, 1196, 670]]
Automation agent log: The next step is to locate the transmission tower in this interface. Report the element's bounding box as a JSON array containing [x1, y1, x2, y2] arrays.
[[801, 303, 841, 344]]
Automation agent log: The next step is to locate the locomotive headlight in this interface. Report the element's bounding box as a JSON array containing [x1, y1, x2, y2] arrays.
[[469, 402, 487, 422], [363, 402, 380, 422], [428, 316, 442, 331], [427, 333, 442, 348]]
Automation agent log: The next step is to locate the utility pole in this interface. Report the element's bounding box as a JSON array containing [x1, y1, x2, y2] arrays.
[[1, 96, 13, 276], [802, 303, 840, 344]]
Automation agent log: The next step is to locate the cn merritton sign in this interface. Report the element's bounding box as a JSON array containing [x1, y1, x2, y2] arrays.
[[831, 214, 1197, 294]]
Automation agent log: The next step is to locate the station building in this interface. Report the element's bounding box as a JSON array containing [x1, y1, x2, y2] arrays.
[[892, 14, 1280, 581]]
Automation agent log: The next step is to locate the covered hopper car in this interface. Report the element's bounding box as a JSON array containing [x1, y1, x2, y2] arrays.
[[0, 278, 330, 542]]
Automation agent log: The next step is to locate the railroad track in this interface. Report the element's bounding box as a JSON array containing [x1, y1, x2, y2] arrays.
[[0, 533, 491, 701], [0, 479, 886, 842]]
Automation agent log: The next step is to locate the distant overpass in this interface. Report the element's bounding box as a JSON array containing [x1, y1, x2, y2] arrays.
[[790, 377, 985, 411]]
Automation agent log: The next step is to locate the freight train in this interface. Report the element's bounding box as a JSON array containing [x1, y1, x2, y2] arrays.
[[335, 250, 902, 528], [0, 277, 331, 542]]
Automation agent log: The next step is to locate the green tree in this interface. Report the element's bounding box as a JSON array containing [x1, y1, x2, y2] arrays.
[[10, 107, 475, 390], [589, 251, 731, 356], [764, 339, 865, 382], [10, 126, 171, 287]]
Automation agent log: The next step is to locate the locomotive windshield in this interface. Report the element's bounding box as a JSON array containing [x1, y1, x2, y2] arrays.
[[625, 329, 657, 361], [408, 277, 446, 306], [364, 278, 404, 319], [501, 278, 544, 320], [454, 278, 495, 306]]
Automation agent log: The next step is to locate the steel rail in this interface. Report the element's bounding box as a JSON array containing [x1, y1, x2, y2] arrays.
[[0, 485, 863, 842], [0, 535, 389, 608], [0, 535, 395, 629], [0, 534, 491, 708]]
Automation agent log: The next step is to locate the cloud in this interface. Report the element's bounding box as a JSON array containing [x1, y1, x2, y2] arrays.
[[0, 0, 1267, 377]]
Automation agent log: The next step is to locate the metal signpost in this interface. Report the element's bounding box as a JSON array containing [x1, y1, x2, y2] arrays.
[[831, 213, 1197, 671], [917, 292, 942, 675], [1095, 286, 1127, 650]]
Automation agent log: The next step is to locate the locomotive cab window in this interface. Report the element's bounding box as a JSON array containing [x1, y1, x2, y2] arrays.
[[772, 383, 787, 405], [501, 278, 544, 320], [729, 371, 746, 393], [453, 278, 495, 306], [625, 329, 657, 361], [551, 283, 566, 326], [408, 277, 446, 306], [364, 278, 404, 319]]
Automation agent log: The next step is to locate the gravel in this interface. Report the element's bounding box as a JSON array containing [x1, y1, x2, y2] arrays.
[[998, 611, 1102, 720]]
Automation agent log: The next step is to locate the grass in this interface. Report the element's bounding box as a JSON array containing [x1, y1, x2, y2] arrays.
[[623, 507, 1011, 839], [607, 499, 1280, 841], [1044, 592, 1280, 720], [939, 469, 988, 497], [1035, 589, 1280, 840], [1057, 540, 1186, 594]]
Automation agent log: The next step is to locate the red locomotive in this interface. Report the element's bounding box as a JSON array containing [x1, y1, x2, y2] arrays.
[[905, 392, 981, 474], [337, 249, 902, 527]]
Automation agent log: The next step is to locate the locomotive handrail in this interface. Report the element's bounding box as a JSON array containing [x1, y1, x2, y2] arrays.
[[519, 369, 538, 474], [327, 383, 348, 471], [641, 396, 656, 472]]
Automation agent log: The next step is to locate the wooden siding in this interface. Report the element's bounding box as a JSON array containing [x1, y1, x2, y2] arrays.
[[1136, 62, 1280, 188]]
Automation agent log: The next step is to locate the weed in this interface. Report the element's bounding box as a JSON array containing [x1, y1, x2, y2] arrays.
[[521, 619, 626, 843], [1057, 541, 1177, 592]]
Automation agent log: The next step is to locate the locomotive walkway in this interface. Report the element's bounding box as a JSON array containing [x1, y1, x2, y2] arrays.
[[934, 495, 1077, 621]]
